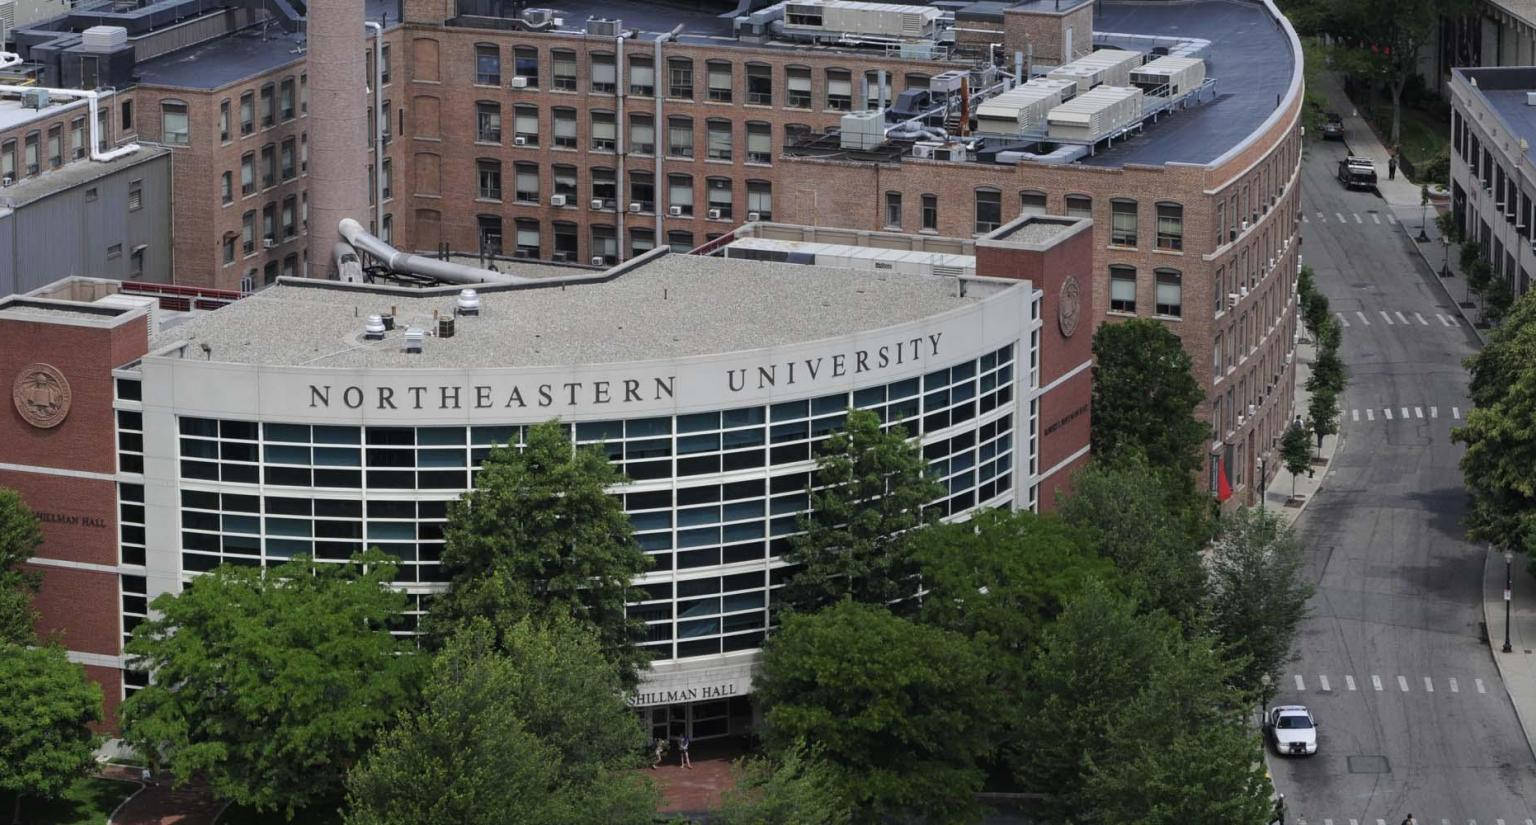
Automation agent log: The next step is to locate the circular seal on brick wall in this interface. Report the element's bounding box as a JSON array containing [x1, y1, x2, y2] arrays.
[[12, 363, 72, 429], [1058, 275, 1082, 338]]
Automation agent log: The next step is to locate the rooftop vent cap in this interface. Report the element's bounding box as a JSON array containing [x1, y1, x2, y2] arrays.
[[404, 327, 425, 354], [587, 17, 622, 37], [456, 288, 481, 316], [364, 315, 386, 341], [1527, 92, 1536, 107]]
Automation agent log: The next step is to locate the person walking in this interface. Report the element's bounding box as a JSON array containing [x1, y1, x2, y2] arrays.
[[1401, 814, 1416, 825], [650, 737, 664, 769], [1388, 154, 1398, 181], [679, 734, 692, 769]]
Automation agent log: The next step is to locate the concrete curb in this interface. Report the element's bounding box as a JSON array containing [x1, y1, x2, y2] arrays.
[[103, 776, 147, 825], [1481, 550, 1536, 765], [1399, 212, 1489, 348], [1273, 433, 1342, 529]]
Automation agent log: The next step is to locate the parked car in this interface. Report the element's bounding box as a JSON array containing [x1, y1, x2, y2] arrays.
[[1321, 112, 1345, 140], [1338, 156, 1378, 190], [1266, 705, 1319, 756]]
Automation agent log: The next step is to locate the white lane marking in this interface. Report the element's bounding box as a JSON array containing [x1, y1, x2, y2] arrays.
[[1350, 819, 1359, 825], [1401, 407, 1410, 419], [1453, 406, 1462, 419], [1372, 674, 1384, 691], [1295, 674, 1305, 690], [1498, 818, 1506, 825], [1439, 313, 1455, 326], [1317, 210, 1326, 219], [1302, 214, 1310, 223], [1395, 311, 1410, 324], [1354, 213, 1364, 224], [1325, 820, 1334, 825], [1337, 212, 1347, 223], [1415, 312, 1429, 325], [1388, 215, 1399, 224], [1441, 819, 1451, 825], [1450, 677, 1459, 692], [1424, 676, 1434, 692], [1385, 408, 1394, 420], [1431, 407, 1438, 418], [1356, 310, 1371, 325], [1320, 674, 1331, 692], [1345, 675, 1357, 691], [1398, 675, 1410, 691], [1337, 311, 1351, 327], [1477, 678, 1487, 693], [1415, 407, 1424, 419], [1366, 408, 1375, 421], [1380, 310, 1395, 324], [1352, 409, 1360, 422], [1372, 213, 1382, 224]]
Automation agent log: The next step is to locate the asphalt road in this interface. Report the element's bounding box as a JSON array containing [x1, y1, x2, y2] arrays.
[[1267, 139, 1536, 822]]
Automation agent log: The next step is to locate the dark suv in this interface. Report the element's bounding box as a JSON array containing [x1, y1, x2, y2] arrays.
[[1321, 112, 1344, 140]]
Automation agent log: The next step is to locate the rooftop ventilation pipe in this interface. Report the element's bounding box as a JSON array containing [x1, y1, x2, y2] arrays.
[[654, 24, 684, 252], [0, 83, 139, 162], [338, 218, 624, 288]]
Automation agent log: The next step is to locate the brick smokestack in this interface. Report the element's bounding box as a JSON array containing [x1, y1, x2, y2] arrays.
[[306, 0, 368, 279]]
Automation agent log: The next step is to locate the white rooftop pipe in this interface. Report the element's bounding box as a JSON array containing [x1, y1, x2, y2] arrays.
[[338, 218, 631, 289], [0, 84, 139, 162], [0, 52, 23, 70]]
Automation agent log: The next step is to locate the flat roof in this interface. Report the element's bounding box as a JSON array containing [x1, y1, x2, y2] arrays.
[[151, 252, 985, 369], [1458, 67, 1536, 166], [1078, 0, 1294, 167], [0, 145, 167, 208]]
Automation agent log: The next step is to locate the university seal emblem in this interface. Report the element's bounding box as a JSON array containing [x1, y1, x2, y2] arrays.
[[1058, 276, 1082, 338], [13, 363, 72, 429]]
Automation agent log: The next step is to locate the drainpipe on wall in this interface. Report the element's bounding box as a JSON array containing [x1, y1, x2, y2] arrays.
[[364, 21, 384, 242], [654, 24, 684, 252], [616, 34, 625, 262]]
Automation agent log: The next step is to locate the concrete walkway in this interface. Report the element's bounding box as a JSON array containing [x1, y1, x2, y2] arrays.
[[1261, 338, 1339, 528], [1484, 553, 1536, 762], [1312, 70, 1427, 208], [99, 765, 225, 825]]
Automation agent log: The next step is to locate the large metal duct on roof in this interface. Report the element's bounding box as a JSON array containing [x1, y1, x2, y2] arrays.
[[307, 0, 369, 279]]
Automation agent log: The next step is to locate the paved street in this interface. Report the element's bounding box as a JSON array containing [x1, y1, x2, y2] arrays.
[[1265, 133, 1536, 820]]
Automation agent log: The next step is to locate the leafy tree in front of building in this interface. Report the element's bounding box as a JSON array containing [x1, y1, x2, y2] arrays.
[[120, 553, 420, 818], [1307, 387, 1339, 457], [344, 618, 655, 825], [0, 488, 42, 646], [0, 643, 103, 825], [755, 600, 1000, 825], [781, 409, 943, 614], [1454, 291, 1536, 555], [712, 741, 854, 825], [1484, 277, 1516, 326], [1205, 507, 1313, 702], [1057, 458, 1212, 630], [431, 419, 652, 688], [1089, 319, 1207, 483], [1281, 420, 1313, 501]]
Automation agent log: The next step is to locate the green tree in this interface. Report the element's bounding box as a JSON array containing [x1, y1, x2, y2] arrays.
[[1468, 257, 1494, 299], [344, 618, 655, 825], [783, 409, 942, 614], [1089, 319, 1207, 481], [431, 419, 651, 687], [1280, 421, 1312, 500], [121, 554, 419, 817], [756, 601, 999, 825], [1454, 292, 1536, 553], [1484, 276, 1516, 325], [0, 489, 42, 646], [1205, 507, 1313, 700], [712, 741, 855, 825], [1297, 264, 1317, 300], [1316, 314, 1343, 354], [0, 643, 102, 825], [1307, 387, 1339, 457], [1436, 209, 1463, 245], [1302, 289, 1331, 340], [1460, 239, 1484, 273], [1058, 459, 1211, 629], [1307, 344, 1347, 396]]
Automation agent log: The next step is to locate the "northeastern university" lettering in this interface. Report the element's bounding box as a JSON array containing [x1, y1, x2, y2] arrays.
[[309, 377, 678, 411], [725, 332, 943, 392]]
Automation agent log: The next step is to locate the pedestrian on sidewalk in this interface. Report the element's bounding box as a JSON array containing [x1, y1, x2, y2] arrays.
[[650, 737, 664, 769], [1401, 814, 1416, 825], [679, 735, 692, 769], [1388, 154, 1398, 181]]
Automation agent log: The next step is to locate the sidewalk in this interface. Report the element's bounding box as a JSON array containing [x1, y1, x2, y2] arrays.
[[1311, 70, 1425, 208], [99, 765, 225, 825], [1484, 552, 1536, 762], [1261, 338, 1339, 527]]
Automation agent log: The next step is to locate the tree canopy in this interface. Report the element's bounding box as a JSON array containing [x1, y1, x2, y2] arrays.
[[782, 409, 942, 613], [0, 643, 102, 825], [120, 554, 420, 817], [1205, 507, 1313, 699], [712, 741, 855, 825], [431, 419, 651, 687], [344, 618, 655, 825], [1089, 319, 1208, 482], [1454, 291, 1536, 553], [0, 488, 42, 646]]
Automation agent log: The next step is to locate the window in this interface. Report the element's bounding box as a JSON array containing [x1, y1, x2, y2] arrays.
[[1110, 198, 1137, 246], [477, 159, 502, 200], [1, 140, 14, 181], [47, 125, 61, 168], [223, 234, 237, 264], [592, 167, 617, 208], [669, 174, 694, 216], [553, 107, 577, 149], [281, 196, 296, 238], [707, 119, 732, 161], [261, 143, 276, 187], [554, 221, 578, 259], [630, 171, 655, 212], [262, 203, 275, 242], [552, 49, 576, 90], [161, 100, 189, 145], [668, 230, 695, 252], [221, 171, 233, 204], [239, 92, 254, 135], [219, 100, 231, 142], [22, 132, 37, 175], [630, 114, 655, 155], [1019, 190, 1047, 215], [747, 180, 772, 221], [746, 63, 772, 106], [477, 214, 503, 256], [905, 72, 931, 89], [280, 138, 296, 180], [669, 58, 693, 100], [380, 45, 391, 85], [300, 74, 307, 114], [553, 164, 577, 199], [475, 44, 500, 85], [631, 229, 656, 257], [1155, 202, 1183, 251], [1109, 266, 1136, 313], [1155, 269, 1182, 317], [381, 100, 392, 143], [515, 218, 539, 257], [591, 53, 617, 93], [121, 99, 133, 131], [241, 210, 255, 253], [591, 111, 617, 152], [514, 46, 539, 88], [629, 56, 655, 96], [591, 224, 618, 264], [68, 115, 83, 158], [260, 83, 276, 127], [707, 178, 733, 219], [107, 243, 122, 259], [476, 101, 501, 142], [746, 122, 771, 164], [884, 191, 901, 228], [668, 116, 694, 158], [825, 69, 852, 111], [921, 193, 937, 231], [974, 188, 1001, 233], [383, 159, 393, 199], [513, 105, 538, 146], [1213, 266, 1225, 317], [786, 66, 812, 109], [514, 162, 539, 203], [280, 78, 295, 120], [707, 61, 732, 102], [1065, 194, 1092, 218], [240, 152, 255, 195]]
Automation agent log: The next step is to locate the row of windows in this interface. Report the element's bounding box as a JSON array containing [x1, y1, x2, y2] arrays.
[[220, 135, 308, 204], [0, 106, 113, 180], [224, 195, 306, 264], [1108, 266, 1184, 318], [471, 103, 777, 164], [972, 190, 1184, 248], [472, 161, 770, 218], [1213, 131, 1301, 248], [470, 42, 928, 112]]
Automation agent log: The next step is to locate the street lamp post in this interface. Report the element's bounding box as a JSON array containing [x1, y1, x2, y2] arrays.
[[1440, 233, 1451, 278], [1504, 550, 1515, 654]]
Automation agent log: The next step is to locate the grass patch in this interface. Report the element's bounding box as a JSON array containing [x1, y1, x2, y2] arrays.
[[218, 802, 344, 825], [0, 776, 138, 825], [1368, 100, 1450, 182]]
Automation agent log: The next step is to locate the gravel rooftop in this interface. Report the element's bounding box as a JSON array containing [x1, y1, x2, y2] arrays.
[[153, 254, 985, 369]]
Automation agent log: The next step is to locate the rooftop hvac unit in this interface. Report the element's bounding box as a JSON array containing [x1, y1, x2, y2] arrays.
[[929, 70, 967, 94], [523, 7, 557, 29], [437, 317, 456, 339], [510, 76, 529, 89], [93, 294, 159, 333], [839, 110, 887, 150], [783, 1, 942, 39], [551, 194, 566, 207], [974, 77, 1076, 134], [363, 315, 386, 341], [1045, 85, 1144, 142], [912, 140, 964, 162], [586, 17, 622, 37], [81, 25, 128, 52], [1048, 49, 1144, 91], [456, 288, 481, 316], [1128, 55, 1205, 98], [403, 327, 425, 354], [21, 89, 49, 110]]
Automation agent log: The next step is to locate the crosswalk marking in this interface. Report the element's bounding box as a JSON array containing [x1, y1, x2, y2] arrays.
[[1345, 675, 1356, 691], [1372, 674, 1384, 691], [1380, 310, 1395, 324], [1415, 407, 1424, 418], [1350, 819, 1359, 825], [1337, 212, 1347, 223], [1398, 675, 1410, 691], [1439, 313, 1455, 326], [1366, 408, 1375, 421], [1453, 407, 1461, 419], [1317, 211, 1325, 219], [1356, 311, 1371, 325], [1498, 818, 1506, 825], [1352, 409, 1360, 422], [1401, 407, 1410, 419], [1354, 213, 1363, 223], [1450, 677, 1459, 692], [1395, 311, 1410, 324], [1372, 213, 1381, 224], [1415, 312, 1429, 325], [1388, 215, 1398, 224], [1431, 407, 1438, 418], [1295, 674, 1305, 690], [1324, 819, 1334, 825], [1385, 408, 1393, 420], [1337, 312, 1351, 328], [1477, 678, 1487, 693], [1425, 676, 1434, 692], [1320, 674, 1331, 692], [1302, 214, 1309, 223]]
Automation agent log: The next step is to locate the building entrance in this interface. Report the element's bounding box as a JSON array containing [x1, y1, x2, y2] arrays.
[[639, 695, 752, 744]]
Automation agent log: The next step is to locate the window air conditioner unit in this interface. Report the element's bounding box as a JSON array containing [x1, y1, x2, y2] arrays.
[[1237, 414, 1245, 427], [1227, 292, 1239, 309], [707, 208, 722, 219], [513, 136, 527, 146], [511, 76, 529, 89], [591, 198, 604, 210], [1247, 404, 1256, 417], [628, 202, 642, 213], [668, 205, 683, 216], [590, 256, 605, 266], [747, 211, 761, 222], [1, 176, 12, 187], [263, 238, 276, 248], [1239, 286, 1249, 298], [550, 194, 566, 206]]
